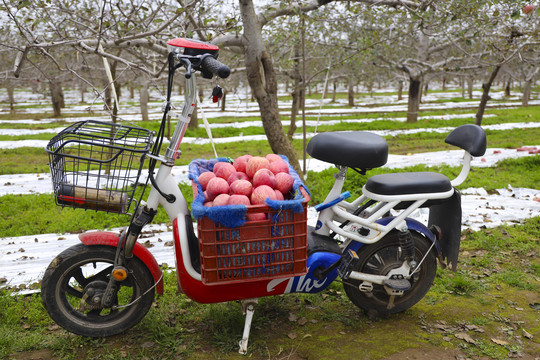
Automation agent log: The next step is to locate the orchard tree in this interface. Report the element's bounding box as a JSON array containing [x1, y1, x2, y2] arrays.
[[211, 0, 435, 174], [3, 0, 468, 173], [457, 1, 540, 124]]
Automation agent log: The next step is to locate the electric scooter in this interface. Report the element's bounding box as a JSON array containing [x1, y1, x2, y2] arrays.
[[41, 38, 486, 354]]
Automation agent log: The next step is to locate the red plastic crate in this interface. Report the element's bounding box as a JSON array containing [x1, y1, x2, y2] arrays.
[[195, 186, 310, 285]]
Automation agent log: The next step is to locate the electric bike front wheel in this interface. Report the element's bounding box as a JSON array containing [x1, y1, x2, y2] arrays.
[[343, 231, 437, 316], [41, 244, 155, 337]]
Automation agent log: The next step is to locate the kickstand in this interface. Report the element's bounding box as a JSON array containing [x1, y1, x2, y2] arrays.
[[238, 298, 258, 355]]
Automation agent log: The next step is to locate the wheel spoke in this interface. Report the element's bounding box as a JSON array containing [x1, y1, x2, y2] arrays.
[[88, 265, 114, 283], [66, 285, 83, 298], [71, 267, 90, 288], [87, 309, 103, 317], [373, 253, 385, 267]]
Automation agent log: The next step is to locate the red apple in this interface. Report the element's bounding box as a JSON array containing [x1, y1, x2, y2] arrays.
[[246, 156, 271, 178], [247, 213, 267, 221], [203, 201, 213, 207], [251, 185, 277, 205], [252, 168, 277, 189], [275, 172, 294, 195], [206, 177, 230, 200], [228, 194, 251, 206], [230, 179, 253, 197], [197, 171, 216, 191], [523, 4, 535, 14], [274, 189, 284, 201], [227, 171, 250, 185], [213, 193, 231, 207], [265, 153, 283, 163], [233, 154, 253, 173], [269, 160, 289, 175], [213, 162, 236, 180]]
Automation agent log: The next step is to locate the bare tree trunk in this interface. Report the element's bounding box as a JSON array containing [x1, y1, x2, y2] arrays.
[[366, 81, 373, 96], [239, 0, 302, 176], [460, 77, 465, 98], [442, 77, 447, 91], [407, 77, 422, 123], [348, 79, 355, 107], [59, 83, 65, 109], [221, 89, 226, 111], [522, 80, 532, 107], [31, 80, 39, 94], [288, 44, 301, 140], [467, 77, 474, 99], [6, 81, 15, 113], [521, 68, 538, 107], [332, 79, 337, 103], [104, 84, 112, 111], [140, 83, 149, 122], [49, 79, 63, 117], [189, 105, 198, 130], [79, 81, 86, 103], [397, 80, 403, 101], [504, 81, 511, 97], [198, 85, 204, 103], [420, 80, 428, 103], [475, 65, 501, 126]]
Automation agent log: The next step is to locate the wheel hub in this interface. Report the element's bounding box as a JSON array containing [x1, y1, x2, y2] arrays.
[[80, 280, 108, 310]]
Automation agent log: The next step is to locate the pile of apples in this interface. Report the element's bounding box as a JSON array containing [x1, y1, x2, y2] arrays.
[[196, 154, 295, 220]]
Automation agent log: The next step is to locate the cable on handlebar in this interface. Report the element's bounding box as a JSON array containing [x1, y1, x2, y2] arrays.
[[144, 52, 177, 203]]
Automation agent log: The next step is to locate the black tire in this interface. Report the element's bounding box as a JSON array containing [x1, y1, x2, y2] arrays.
[[41, 244, 155, 337], [343, 231, 437, 315]]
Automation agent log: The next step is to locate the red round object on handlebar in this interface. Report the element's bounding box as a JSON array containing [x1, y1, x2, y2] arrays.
[[168, 38, 219, 51]]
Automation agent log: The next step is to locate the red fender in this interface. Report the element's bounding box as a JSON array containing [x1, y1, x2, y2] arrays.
[[79, 231, 164, 295]]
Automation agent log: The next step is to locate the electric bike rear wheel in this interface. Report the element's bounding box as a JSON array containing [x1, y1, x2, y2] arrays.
[[343, 231, 437, 316], [41, 244, 155, 337]]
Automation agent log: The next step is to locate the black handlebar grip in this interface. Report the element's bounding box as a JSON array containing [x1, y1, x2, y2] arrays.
[[201, 56, 230, 79]]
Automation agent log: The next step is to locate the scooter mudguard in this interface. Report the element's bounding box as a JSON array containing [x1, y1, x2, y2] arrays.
[[345, 217, 439, 254], [79, 231, 164, 295], [428, 189, 461, 271]]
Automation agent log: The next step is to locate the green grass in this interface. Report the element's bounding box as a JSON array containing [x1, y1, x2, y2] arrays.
[[1, 217, 538, 359], [1, 88, 538, 359], [2, 121, 540, 175], [0, 155, 537, 238]]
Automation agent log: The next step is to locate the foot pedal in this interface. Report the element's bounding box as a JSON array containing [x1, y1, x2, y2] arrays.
[[337, 249, 360, 280], [383, 274, 411, 291]]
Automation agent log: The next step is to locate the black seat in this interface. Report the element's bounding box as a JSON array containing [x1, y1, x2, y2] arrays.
[[364, 172, 452, 196], [307, 131, 388, 169]]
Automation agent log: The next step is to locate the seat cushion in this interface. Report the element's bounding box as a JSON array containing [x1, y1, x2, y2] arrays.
[[307, 131, 388, 169], [365, 172, 452, 196]]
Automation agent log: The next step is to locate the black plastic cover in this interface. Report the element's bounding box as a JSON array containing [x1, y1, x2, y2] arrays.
[[428, 190, 462, 271]]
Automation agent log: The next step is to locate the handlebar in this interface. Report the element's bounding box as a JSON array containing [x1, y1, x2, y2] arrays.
[[201, 55, 230, 79], [174, 53, 230, 80]]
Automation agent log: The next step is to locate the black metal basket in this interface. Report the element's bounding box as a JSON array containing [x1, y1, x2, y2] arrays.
[[46, 120, 154, 214]]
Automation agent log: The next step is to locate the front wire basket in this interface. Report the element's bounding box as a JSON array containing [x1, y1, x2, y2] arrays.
[[46, 120, 154, 214]]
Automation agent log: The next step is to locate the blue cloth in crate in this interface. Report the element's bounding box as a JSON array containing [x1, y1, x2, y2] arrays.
[[188, 156, 309, 228]]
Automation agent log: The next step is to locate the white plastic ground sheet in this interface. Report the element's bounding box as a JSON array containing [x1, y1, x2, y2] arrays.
[[1, 147, 539, 289], [1, 88, 539, 290]]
